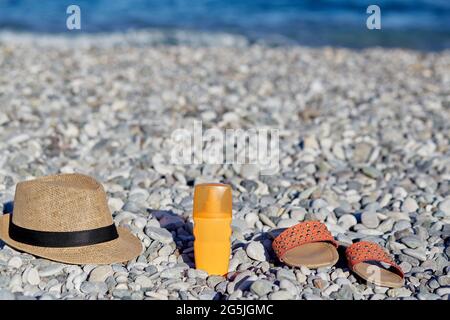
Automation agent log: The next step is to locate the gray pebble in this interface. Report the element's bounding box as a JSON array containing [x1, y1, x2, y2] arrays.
[[435, 287, 450, 296], [269, 290, 293, 300], [400, 236, 423, 249], [80, 282, 108, 295], [403, 248, 427, 261], [38, 264, 65, 277], [8, 257, 22, 269], [160, 267, 186, 279], [437, 198, 450, 215], [145, 226, 173, 244], [387, 287, 412, 298], [0, 289, 15, 300], [335, 285, 353, 300], [250, 279, 273, 296], [361, 211, 379, 229], [207, 275, 225, 288], [276, 269, 296, 282], [362, 166, 381, 179], [338, 214, 357, 229], [89, 265, 113, 282], [401, 197, 419, 213], [246, 241, 266, 262]]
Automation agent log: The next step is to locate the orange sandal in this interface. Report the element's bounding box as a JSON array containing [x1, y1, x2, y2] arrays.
[[346, 241, 404, 288], [272, 221, 339, 268]]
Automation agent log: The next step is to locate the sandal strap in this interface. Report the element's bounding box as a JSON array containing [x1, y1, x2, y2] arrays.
[[272, 221, 338, 260], [346, 241, 404, 278]]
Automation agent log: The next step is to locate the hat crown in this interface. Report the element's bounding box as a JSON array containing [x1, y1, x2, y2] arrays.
[[12, 174, 113, 232]]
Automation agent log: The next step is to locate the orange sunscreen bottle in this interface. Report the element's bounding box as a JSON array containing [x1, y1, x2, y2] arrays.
[[193, 183, 232, 276]]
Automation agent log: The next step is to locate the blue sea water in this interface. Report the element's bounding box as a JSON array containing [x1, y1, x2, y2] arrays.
[[0, 0, 449, 50]]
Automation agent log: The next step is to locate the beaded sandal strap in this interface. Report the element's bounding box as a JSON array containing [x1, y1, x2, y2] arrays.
[[346, 241, 404, 278], [272, 221, 338, 260]]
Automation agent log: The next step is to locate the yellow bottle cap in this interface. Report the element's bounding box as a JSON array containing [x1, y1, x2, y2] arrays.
[[193, 183, 232, 219]]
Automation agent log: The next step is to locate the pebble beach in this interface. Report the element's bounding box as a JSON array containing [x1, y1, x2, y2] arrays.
[[0, 31, 449, 300]]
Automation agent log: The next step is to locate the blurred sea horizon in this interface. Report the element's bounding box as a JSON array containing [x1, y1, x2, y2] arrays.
[[0, 0, 449, 50]]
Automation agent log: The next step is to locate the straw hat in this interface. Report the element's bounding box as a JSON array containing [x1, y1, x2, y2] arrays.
[[0, 173, 142, 265]]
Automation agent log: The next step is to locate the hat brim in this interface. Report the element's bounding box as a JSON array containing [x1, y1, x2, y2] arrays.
[[0, 214, 142, 265]]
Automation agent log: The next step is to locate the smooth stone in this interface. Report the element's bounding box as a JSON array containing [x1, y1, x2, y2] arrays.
[[399, 261, 412, 274], [258, 214, 276, 228], [276, 269, 296, 282], [277, 219, 298, 228], [108, 198, 124, 212], [145, 226, 173, 244], [311, 199, 328, 209], [437, 198, 450, 215], [112, 289, 132, 299], [363, 202, 380, 212], [296, 273, 307, 283], [290, 208, 306, 221], [133, 217, 147, 229], [362, 166, 381, 179], [379, 193, 392, 208], [187, 269, 208, 279], [25, 268, 41, 286], [207, 276, 225, 288], [122, 201, 141, 213], [377, 218, 394, 233], [245, 212, 259, 228], [89, 266, 113, 282], [428, 279, 440, 289], [393, 187, 408, 199], [401, 197, 419, 213], [387, 288, 412, 298], [417, 293, 441, 300], [279, 279, 297, 296], [269, 290, 293, 300], [374, 286, 388, 294], [298, 187, 317, 200], [250, 279, 273, 296], [0, 113, 9, 126], [0, 275, 9, 287], [80, 282, 108, 295], [438, 275, 450, 286], [352, 143, 372, 163], [0, 289, 15, 300], [323, 284, 339, 296], [115, 283, 129, 290], [158, 244, 175, 257], [167, 282, 191, 291], [38, 264, 65, 277], [400, 236, 423, 249], [8, 257, 22, 269], [199, 289, 217, 300], [338, 214, 357, 229], [246, 241, 266, 262], [436, 288, 450, 296], [393, 221, 412, 232], [135, 275, 153, 288], [335, 285, 353, 300], [403, 248, 427, 261], [361, 211, 379, 229], [160, 267, 186, 279]]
